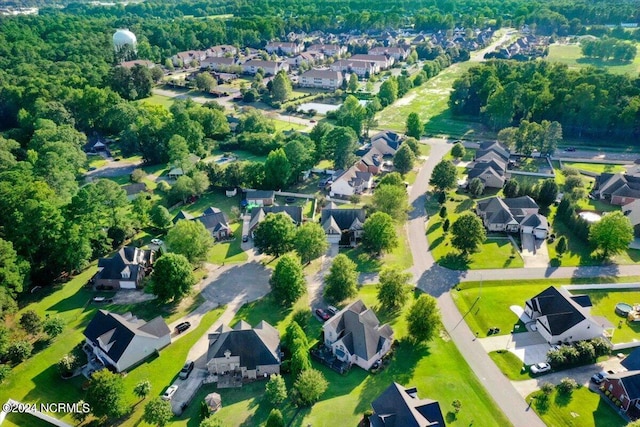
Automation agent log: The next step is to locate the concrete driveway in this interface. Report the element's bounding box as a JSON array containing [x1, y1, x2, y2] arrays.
[[199, 261, 270, 305], [169, 368, 207, 415], [479, 332, 550, 365], [521, 234, 550, 268]]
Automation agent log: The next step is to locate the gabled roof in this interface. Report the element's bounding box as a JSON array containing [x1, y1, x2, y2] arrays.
[[596, 173, 640, 197], [476, 141, 510, 161], [300, 69, 342, 80], [249, 206, 303, 231], [503, 196, 539, 210], [608, 370, 640, 400], [83, 310, 170, 363], [520, 213, 548, 230], [622, 349, 640, 371], [173, 210, 195, 223], [467, 165, 505, 186], [370, 382, 445, 427], [207, 320, 280, 369], [370, 131, 403, 154], [321, 208, 366, 232], [246, 190, 275, 200], [324, 300, 394, 361], [197, 208, 229, 233], [96, 247, 151, 281], [526, 287, 589, 336]]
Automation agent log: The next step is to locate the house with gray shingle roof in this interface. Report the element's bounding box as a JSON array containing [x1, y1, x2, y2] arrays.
[[475, 196, 549, 239], [323, 300, 394, 370], [95, 246, 154, 290], [594, 173, 640, 206], [320, 204, 366, 246], [524, 286, 611, 345], [206, 320, 281, 380], [83, 310, 171, 372], [370, 382, 446, 427], [601, 371, 640, 418], [248, 206, 303, 237], [196, 207, 231, 241]]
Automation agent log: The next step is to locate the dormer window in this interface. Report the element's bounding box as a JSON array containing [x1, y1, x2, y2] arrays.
[[121, 266, 131, 279], [224, 349, 231, 359]]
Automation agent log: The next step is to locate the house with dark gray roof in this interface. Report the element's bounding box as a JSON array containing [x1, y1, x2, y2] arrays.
[[622, 348, 640, 371], [195, 207, 230, 241], [320, 203, 366, 246], [370, 382, 446, 427], [593, 173, 640, 206], [83, 310, 171, 372], [602, 370, 640, 418], [330, 166, 373, 198], [370, 130, 403, 156], [475, 196, 548, 239], [94, 247, 154, 290], [524, 286, 612, 344], [323, 300, 394, 370], [173, 210, 195, 224], [206, 320, 281, 380], [245, 190, 275, 206], [122, 183, 148, 201], [466, 141, 510, 189], [248, 206, 303, 237]]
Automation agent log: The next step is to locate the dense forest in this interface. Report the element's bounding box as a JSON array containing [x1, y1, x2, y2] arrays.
[[0, 0, 640, 314], [449, 61, 640, 139]]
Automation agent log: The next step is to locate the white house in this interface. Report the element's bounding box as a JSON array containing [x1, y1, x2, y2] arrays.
[[287, 51, 324, 67], [307, 44, 347, 57], [323, 300, 394, 370], [241, 59, 289, 75], [172, 50, 207, 67], [330, 166, 373, 197], [200, 56, 237, 71], [350, 54, 394, 70], [299, 69, 344, 90], [368, 46, 408, 60], [330, 59, 378, 77], [265, 41, 304, 55], [524, 286, 612, 345], [83, 310, 171, 372], [320, 203, 366, 246]]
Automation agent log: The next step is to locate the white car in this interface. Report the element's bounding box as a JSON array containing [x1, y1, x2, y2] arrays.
[[151, 238, 163, 246], [162, 385, 178, 400], [530, 362, 551, 375]]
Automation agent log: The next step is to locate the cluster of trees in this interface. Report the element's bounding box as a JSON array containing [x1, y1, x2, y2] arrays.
[[503, 178, 559, 209], [497, 120, 563, 156], [580, 37, 638, 62], [450, 61, 640, 139], [546, 337, 610, 369]]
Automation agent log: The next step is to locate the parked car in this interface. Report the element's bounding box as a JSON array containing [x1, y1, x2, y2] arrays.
[[371, 359, 382, 370], [565, 147, 576, 152], [285, 197, 296, 203], [162, 385, 178, 400], [591, 371, 608, 384], [242, 235, 249, 243], [530, 362, 551, 375], [175, 322, 191, 334], [327, 306, 338, 316], [151, 238, 163, 245], [92, 296, 113, 303], [315, 308, 331, 322], [179, 360, 195, 380]]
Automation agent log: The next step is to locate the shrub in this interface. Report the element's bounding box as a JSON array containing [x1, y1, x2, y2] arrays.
[[442, 218, 450, 232], [131, 168, 146, 183], [0, 364, 10, 384], [58, 354, 77, 377], [541, 382, 554, 395], [7, 341, 33, 363], [557, 377, 578, 395]]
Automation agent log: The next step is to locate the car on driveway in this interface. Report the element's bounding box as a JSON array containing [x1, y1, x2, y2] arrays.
[[591, 371, 608, 384], [179, 360, 195, 380], [151, 238, 163, 245], [315, 308, 331, 322], [327, 306, 338, 316], [242, 235, 249, 243], [162, 385, 178, 400], [175, 322, 191, 334], [530, 362, 551, 375]]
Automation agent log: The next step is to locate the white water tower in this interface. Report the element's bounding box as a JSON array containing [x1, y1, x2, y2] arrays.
[[113, 29, 137, 55]]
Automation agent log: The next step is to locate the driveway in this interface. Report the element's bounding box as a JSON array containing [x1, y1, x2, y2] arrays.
[[520, 235, 550, 268], [479, 332, 550, 365]]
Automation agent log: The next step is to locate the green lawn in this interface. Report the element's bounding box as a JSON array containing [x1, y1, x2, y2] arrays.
[[314, 159, 334, 170], [207, 222, 248, 264], [87, 155, 108, 169], [418, 142, 431, 157], [342, 225, 413, 273], [546, 43, 640, 76], [138, 93, 176, 109], [271, 118, 307, 132], [529, 386, 625, 427], [581, 289, 640, 344], [488, 350, 529, 381], [172, 191, 242, 218], [211, 149, 269, 164], [204, 287, 511, 427], [561, 161, 627, 174]]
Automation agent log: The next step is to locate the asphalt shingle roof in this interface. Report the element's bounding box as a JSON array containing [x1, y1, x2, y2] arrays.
[[207, 321, 280, 370], [370, 382, 445, 427]]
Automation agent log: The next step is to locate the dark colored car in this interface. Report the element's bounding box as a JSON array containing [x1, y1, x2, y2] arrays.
[[175, 322, 191, 334], [591, 371, 607, 384], [285, 197, 296, 203], [565, 147, 576, 152], [315, 308, 331, 322], [179, 360, 195, 379], [242, 235, 249, 242]]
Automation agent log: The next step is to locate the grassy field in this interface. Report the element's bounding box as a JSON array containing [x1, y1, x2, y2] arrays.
[[342, 225, 413, 273], [489, 350, 530, 381], [561, 161, 627, 174], [546, 43, 640, 76], [138, 93, 176, 109], [529, 386, 625, 427], [171, 191, 241, 217], [207, 222, 248, 264], [582, 289, 640, 344], [203, 286, 511, 427], [271, 118, 307, 132], [376, 62, 487, 139]]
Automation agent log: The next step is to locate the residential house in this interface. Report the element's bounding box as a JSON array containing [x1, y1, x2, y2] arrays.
[[241, 60, 289, 76], [323, 300, 394, 370], [467, 164, 505, 189], [350, 54, 394, 70], [200, 56, 237, 72], [593, 173, 640, 206], [356, 147, 384, 175], [265, 41, 304, 55], [245, 190, 275, 206], [122, 183, 147, 201], [330, 59, 378, 77], [601, 371, 640, 418], [623, 199, 640, 236], [368, 46, 408, 60], [320, 203, 366, 246], [622, 348, 640, 371], [307, 44, 347, 57], [524, 286, 612, 345], [173, 210, 195, 224], [249, 206, 303, 237], [172, 50, 207, 67], [206, 320, 281, 380], [467, 142, 509, 189], [475, 196, 549, 239], [329, 166, 373, 198], [196, 207, 231, 241], [94, 247, 154, 290], [370, 382, 446, 427], [287, 52, 324, 67], [208, 44, 238, 57], [83, 310, 171, 372], [299, 69, 344, 90], [370, 130, 403, 156]]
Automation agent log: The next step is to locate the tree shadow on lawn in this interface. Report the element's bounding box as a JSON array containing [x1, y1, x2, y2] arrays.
[[438, 253, 470, 270], [426, 220, 442, 235], [429, 236, 444, 251], [354, 339, 431, 415], [454, 198, 474, 213], [24, 363, 86, 407], [554, 390, 574, 407]]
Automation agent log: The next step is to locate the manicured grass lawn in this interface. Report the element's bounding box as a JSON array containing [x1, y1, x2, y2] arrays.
[[581, 289, 640, 344], [314, 159, 333, 170], [405, 169, 418, 184], [211, 149, 268, 164], [138, 93, 176, 109], [205, 287, 511, 427], [488, 350, 529, 381], [172, 191, 242, 217], [561, 161, 627, 174], [87, 155, 108, 169], [342, 225, 413, 273], [529, 386, 625, 427], [207, 222, 248, 264], [271, 118, 306, 132], [418, 142, 431, 157], [425, 193, 524, 270], [546, 43, 640, 76]]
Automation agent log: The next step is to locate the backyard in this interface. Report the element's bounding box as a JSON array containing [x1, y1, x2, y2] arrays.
[[582, 289, 640, 344], [199, 286, 512, 427], [561, 161, 628, 175], [342, 225, 413, 273]]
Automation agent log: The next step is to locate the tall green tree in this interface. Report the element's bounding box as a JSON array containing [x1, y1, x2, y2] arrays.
[[379, 78, 398, 106], [393, 144, 416, 175], [377, 267, 411, 311], [195, 72, 217, 93], [143, 397, 173, 427], [265, 408, 285, 427], [167, 134, 190, 170], [134, 380, 152, 401], [293, 369, 328, 407], [362, 212, 398, 255], [450, 212, 486, 255], [406, 112, 423, 139], [86, 369, 126, 419], [150, 253, 196, 302], [407, 294, 441, 343], [372, 184, 409, 222], [536, 179, 558, 208], [166, 220, 214, 264], [451, 142, 465, 159], [150, 205, 173, 231], [336, 95, 366, 136], [294, 222, 329, 264], [589, 211, 633, 258], [429, 160, 457, 192], [270, 254, 306, 307], [324, 254, 358, 303], [347, 73, 359, 92], [271, 71, 293, 102], [264, 148, 292, 189], [0, 238, 28, 316], [265, 374, 287, 405], [332, 127, 359, 170], [254, 213, 296, 257]]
